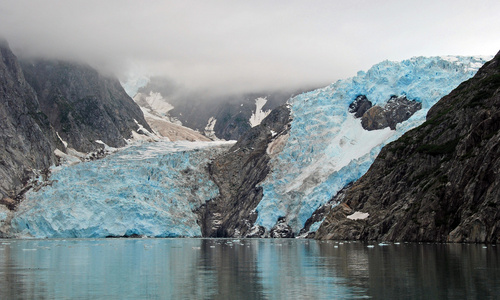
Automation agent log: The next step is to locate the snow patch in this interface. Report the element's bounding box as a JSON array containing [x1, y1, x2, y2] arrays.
[[54, 149, 82, 166], [249, 97, 271, 127], [56, 132, 68, 148], [204, 117, 218, 140], [347, 211, 369, 220]]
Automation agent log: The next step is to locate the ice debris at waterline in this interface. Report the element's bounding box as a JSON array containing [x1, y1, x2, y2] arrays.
[[255, 55, 490, 233], [8, 141, 234, 238]]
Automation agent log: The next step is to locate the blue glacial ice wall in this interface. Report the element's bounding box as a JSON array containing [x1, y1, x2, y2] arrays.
[[255, 56, 491, 233], [9, 141, 233, 238]]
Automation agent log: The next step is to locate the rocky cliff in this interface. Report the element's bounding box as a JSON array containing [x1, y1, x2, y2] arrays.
[[21, 59, 151, 152], [0, 40, 59, 202], [0, 40, 151, 204], [196, 105, 291, 237], [316, 51, 500, 243]]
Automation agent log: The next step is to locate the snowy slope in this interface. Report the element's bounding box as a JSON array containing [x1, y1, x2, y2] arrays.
[[254, 55, 491, 233], [249, 97, 272, 127], [133, 91, 210, 141], [9, 141, 234, 238]]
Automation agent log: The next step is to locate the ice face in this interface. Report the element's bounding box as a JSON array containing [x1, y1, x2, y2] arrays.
[[10, 141, 234, 238], [255, 55, 491, 233]]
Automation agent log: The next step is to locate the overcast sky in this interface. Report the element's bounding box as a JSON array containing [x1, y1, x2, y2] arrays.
[[1, 0, 499, 97]]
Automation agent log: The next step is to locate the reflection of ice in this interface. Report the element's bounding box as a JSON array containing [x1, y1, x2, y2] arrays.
[[0, 240, 496, 298]]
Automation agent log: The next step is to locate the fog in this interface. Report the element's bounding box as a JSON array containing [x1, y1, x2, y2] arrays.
[[1, 0, 499, 97]]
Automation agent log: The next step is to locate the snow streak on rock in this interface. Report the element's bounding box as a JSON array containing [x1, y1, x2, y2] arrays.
[[249, 97, 271, 127], [255, 55, 490, 233]]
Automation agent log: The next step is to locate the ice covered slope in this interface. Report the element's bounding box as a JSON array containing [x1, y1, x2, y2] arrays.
[[255, 55, 491, 234], [9, 141, 234, 238]]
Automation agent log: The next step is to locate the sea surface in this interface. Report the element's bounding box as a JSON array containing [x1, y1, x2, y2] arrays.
[[0, 238, 498, 299]]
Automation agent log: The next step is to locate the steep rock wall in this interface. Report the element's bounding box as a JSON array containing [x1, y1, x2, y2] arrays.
[[21, 59, 151, 152], [0, 40, 59, 200]]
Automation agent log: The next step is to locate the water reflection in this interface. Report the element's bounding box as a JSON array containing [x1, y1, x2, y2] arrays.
[[0, 239, 498, 299]]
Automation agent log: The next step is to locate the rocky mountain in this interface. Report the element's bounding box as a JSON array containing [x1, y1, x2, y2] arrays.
[[252, 56, 487, 237], [196, 105, 291, 237], [129, 76, 309, 140], [0, 40, 59, 203], [0, 52, 491, 239], [0, 40, 152, 206], [20, 59, 151, 152], [199, 55, 488, 238], [315, 51, 500, 243]]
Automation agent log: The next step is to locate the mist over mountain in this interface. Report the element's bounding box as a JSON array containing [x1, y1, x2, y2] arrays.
[[131, 76, 314, 140], [2, 51, 492, 240], [1, 1, 499, 101], [0, 41, 152, 204]]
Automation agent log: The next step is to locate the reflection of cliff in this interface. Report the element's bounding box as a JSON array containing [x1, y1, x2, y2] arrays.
[[0, 240, 496, 298], [196, 239, 265, 299], [0, 244, 34, 298], [317, 242, 499, 299]]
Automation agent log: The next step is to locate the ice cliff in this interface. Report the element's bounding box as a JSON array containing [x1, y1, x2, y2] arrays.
[[255, 56, 490, 234], [8, 141, 233, 238]]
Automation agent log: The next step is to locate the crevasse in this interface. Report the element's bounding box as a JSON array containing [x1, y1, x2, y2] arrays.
[[255, 56, 490, 233], [10, 141, 233, 238]]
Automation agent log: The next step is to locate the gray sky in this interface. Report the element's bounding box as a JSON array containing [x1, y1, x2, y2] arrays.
[[1, 0, 499, 97]]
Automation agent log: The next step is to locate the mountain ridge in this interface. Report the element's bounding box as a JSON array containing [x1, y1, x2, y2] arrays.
[[0, 41, 153, 205]]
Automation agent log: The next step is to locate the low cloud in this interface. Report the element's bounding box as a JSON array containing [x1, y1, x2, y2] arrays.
[[1, 0, 499, 98]]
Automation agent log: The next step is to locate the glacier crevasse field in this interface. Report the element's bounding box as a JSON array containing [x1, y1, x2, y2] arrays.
[[9, 141, 233, 238]]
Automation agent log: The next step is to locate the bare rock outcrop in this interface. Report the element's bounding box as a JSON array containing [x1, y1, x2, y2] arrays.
[[196, 105, 291, 237]]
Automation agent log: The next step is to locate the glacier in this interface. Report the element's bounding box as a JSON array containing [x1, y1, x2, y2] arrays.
[[255, 55, 491, 233], [5, 55, 492, 239], [9, 141, 234, 238]]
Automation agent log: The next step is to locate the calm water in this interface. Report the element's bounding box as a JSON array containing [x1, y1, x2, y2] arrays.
[[0, 239, 498, 299]]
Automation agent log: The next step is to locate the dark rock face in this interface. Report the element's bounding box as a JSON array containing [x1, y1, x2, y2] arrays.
[[196, 105, 291, 237], [21, 59, 151, 152], [299, 183, 353, 238], [270, 217, 294, 238], [0, 40, 58, 200], [359, 95, 422, 130], [1, 40, 151, 203], [316, 51, 500, 243], [348, 95, 372, 118]]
